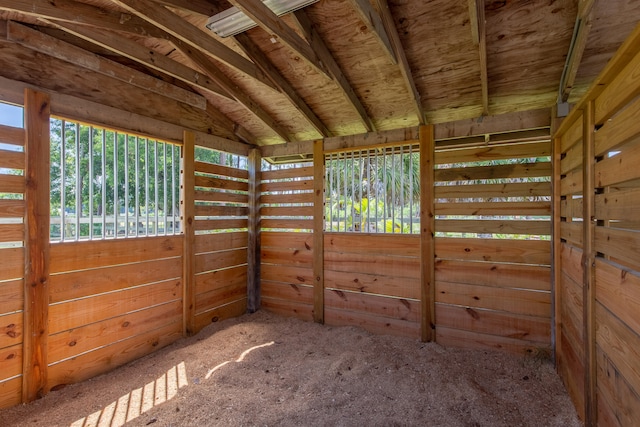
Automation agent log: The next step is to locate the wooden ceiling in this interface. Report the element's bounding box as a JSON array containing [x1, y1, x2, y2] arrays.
[[0, 0, 638, 148]]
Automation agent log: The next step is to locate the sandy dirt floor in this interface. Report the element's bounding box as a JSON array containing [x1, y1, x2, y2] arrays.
[[1, 311, 581, 427]]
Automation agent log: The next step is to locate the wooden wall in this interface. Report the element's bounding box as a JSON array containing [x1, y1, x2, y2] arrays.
[[434, 141, 553, 354], [554, 24, 640, 426]]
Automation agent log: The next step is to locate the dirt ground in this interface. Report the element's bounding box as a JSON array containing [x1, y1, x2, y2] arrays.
[[1, 311, 581, 427]]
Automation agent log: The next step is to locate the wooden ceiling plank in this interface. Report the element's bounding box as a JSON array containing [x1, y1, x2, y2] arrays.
[[5, 20, 206, 110], [292, 9, 375, 133], [109, 0, 278, 91], [476, 0, 489, 116], [375, 0, 424, 124], [151, 0, 226, 17], [234, 32, 331, 138], [348, 0, 397, 64], [0, 0, 167, 38], [42, 19, 233, 101], [226, 0, 330, 79], [173, 39, 292, 143]]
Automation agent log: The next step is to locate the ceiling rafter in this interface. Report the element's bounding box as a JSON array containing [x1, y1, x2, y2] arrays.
[[109, 0, 278, 92], [374, 0, 424, 125], [226, 0, 330, 79], [348, 0, 396, 64], [151, 0, 225, 17], [292, 9, 375, 133], [468, 0, 489, 116], [234, 32, 331, 138], [40, 19, 233, 101], [171, 37, 292, 143]]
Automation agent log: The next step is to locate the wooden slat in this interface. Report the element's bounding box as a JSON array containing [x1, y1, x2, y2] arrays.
[[560, 115, 583, 153], [561, 243, 584, 286], [49, 236, 182, 274], [261, 281, 314, 305], [194, 190, 247, 204], [193, 298, 247, 332], [0, 150, 24, 170], [259, 219, 312, 230], [194, 204, 248, 217], [261, 247, 312, 267], [49, 257, 182, 303], [0, 124, 24, 146], [0, 223, 24, 243], [261, 231, 313, 250], [323, 269, 420, 300], [0, 376, 21, 410], [195, 161, 249, 180], [261, 298, 314, 322], [0, 345, 21, 382], [195, 248, 247, 274], [324, 251, 420, 279], [596, 347, 640, 427], [435, 238, 551, 265], [435, 304, 550, 344], [0, 247, 23, 281], [435, 326, 545, 355], [560, 142, 583, 175], [325, 233, 420, 257], [560, 168, 583, 195], [558, 329, 585, 420], [0, 174, 24, 194], [195, 282, 246, 314], [435, 141, 550, 165], [324, 306, 420, 339], [435, 259, 550, 291], [194, 218, 248, 231], [594, 44, 640, 125], [194, 175, 249, 192], [560, 221, 583, 247], [436, 281, 550, 318], [195, 265, 247, 296], [435, 162, 551, 182], [435, 201, 551, 216], [0, 279, 22, 314], [0, 312, 23, 349], [595, 138, 640, 188], [436, 219, 550, 235], [595, 259, 640, 338], [260, 264, 313, 286], [194, 232, 247, 254], [260, 180, 313, 193], [595, 95, 640, 158], [260, 205, 314, 218], [435, 181, 550, 199], [595, 187, 640, 222], [261, 166, 314, 181], [261, 192, 313, 205], [560, 272, 584, 360], [325, 289, 419, 322], [595, 227, 640, 271]]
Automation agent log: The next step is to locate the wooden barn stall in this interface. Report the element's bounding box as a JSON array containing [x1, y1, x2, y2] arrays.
[[0, 0, 639, 426]]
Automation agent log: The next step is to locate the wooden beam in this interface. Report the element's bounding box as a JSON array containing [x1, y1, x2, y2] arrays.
[[477, 0, 489, 116], [151, 0, 226, 17], [5, 21, 206, 109], [42, 20, 232, 101], [22, 88, 50, 402], [109, 0, 278, 91], [234, 32, 330, 138], [551, 133, 562, 363], [292, 9, 375, 133], [374, 0, 424, 124], [227, 0, 330, 78], [181, 131, 196, 336], [312, 139, 325, 324], [247, 148, 261, 313], [434, 108, 551, 140], [348, 0, 396, 64], [419, 124, 435, 342], [468, 0, 479, 44], [173, 39, 291, 143]]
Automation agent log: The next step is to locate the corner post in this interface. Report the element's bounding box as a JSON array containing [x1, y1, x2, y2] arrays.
[[247, 148, 262, 313], [313, 140, 325, 324], [181, 131, 196, 336], [419, 124, 435, 342]]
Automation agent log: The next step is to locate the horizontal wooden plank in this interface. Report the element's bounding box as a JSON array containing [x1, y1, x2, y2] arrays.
[[49, 236, 183, 274], [194, 204, 248, 217], [194, 175, 248, 192], [560, 272, 584, 361], [324, 233, 420, 257], [0, 312, 22, 349], [0, 150, 24, 170], [435, 326, 547, 355], [436, 281, 550, 318], [435, 181, 550, 199], [435, 303, 550, 344], [195, 281, 246, 314], [595, 94, 640, 158], [260, 180, 313, 193], [557, 329, 585, 419], [0, 247, 23, 281], [261, 232, 313, 250], [436, 219, 550, 235], [435, 201, 551, 216], [261, 280, 314, 305], [595, 187, 640, 222], [49, 279, 181, 334], [261, 298, 314, 322], [435, 142, 550, 165], [193, 298, 247, 333], [50, 257, 182, 303], [324, 251, 420, 279], [325, 289, 419, 322], [48, 300, 182, 365], [0, 124, 24, 146], [0, 343, 21, 380], [596, 302, 640, 397], [0, 174, 24, 194], [196, 265, 247, 295], [195, 248, 247, 273], [0, 200, 24, 218], [324, 306, 420, 339], [0, 279, 22, 315], [560, 221, 583, 247], [560, 168, 583, 195], [194, 189, 247, 204], [194, 231, 248, 254], [260, 264, 313, 286], [194, 161, 248, 180], [596, 138, 640, 188], [260, 205, 314, 218], [261, 166, 313, 181], [595, 45, 640, 125], [324, 269, 420, 300], [261, 192, 314, 204], [595, 227, 640, 271], [435, 162, 551, 182], [0, 376, 21, 410], [560, 141, 583, 175], [435, 259, 550, 291], [560, 115, 582, 153], [596, 259, 640, 340], [260, 219, 312, 230], [195, 218, 248, 231], [560, 196, 583, 219], [596, 346, 640, 427], [261, 247, 312, 267], [435, 238, 551, 265], [561, 243, 583, 285], [48, 321, 182, 390]]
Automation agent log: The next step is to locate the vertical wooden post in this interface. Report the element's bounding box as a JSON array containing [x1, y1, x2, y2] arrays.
[[551, 135, 562, 365], [247, 148, 261, 313], [419, 125, 435, 342], [22, 88, 50, 401], [312, 140, 325, 324], [582, 100, 597, 427], [181, 131, 196, 336]]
